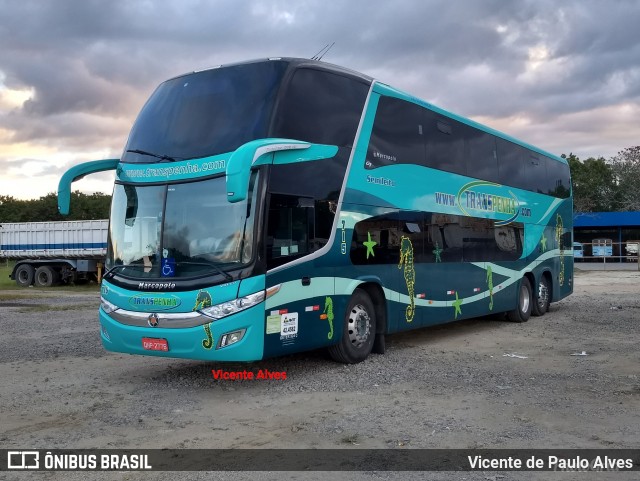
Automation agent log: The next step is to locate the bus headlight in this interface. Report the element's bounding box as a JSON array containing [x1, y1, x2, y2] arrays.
[[200, 291, 265, 320], [100, 297, 119, 314]]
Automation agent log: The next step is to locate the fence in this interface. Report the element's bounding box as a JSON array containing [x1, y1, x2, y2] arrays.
[[573, 240, 640, 270]]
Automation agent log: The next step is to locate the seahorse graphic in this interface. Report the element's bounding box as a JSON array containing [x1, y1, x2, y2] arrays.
[[193, 289, 212, 311], [398, 236, 416, 323], [324, 296, 334, 340], [432, 241, 443, 263], [202, 323, 214, 349], [486, 265, 494, 310], [555, 214, 565, 286]]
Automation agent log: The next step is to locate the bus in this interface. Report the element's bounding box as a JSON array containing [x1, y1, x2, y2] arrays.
[[592, 238, 613, 258], [58, 57, 573, 364], [573, 242, 584, 261]]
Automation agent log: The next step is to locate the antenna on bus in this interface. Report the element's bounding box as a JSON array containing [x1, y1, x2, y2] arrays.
[[311, 42, 335, 61]]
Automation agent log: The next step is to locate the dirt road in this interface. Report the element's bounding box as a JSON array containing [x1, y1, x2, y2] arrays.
[[0, 270, 638, 479]]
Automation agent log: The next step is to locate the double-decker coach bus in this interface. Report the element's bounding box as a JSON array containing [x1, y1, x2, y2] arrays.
[[58, 57, 573, 364]]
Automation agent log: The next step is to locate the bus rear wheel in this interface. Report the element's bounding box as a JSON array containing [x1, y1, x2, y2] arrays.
[[328, 289, 376, 364], [532, 275, 550, 317], [507, 277, 532, 323]]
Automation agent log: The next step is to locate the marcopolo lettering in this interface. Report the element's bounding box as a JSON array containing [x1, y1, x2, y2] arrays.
[[138, 282, 177, 290]]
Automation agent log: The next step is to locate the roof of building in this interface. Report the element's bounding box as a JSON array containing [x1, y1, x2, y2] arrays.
[[574, 211, 640, 228]]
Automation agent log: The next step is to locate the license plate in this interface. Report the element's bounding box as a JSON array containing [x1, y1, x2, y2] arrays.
[[142, 338, 169, 351]]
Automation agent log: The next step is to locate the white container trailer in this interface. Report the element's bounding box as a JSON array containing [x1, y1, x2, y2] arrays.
[[0, 220, 108, 286]]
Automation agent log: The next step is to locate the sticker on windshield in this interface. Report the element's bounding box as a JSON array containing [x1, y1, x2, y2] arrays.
[[161, 258, 176, 277]]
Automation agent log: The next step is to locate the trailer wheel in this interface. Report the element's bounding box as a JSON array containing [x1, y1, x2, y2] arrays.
[[328, 289, 376, 364], [15, 264, 35, 287], [507, 277, 533, 323], [34, 266, 59, 287]]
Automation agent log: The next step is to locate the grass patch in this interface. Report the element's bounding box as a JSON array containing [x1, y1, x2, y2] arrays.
[[0, 261, 16, 289], [17, 303, 98, 313], [0, 293, 57, 301]]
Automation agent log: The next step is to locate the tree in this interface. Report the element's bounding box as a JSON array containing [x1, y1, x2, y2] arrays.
[[563, 153, 616, 212], [0, 192, 111, 222], [610, 146, 640, 211]]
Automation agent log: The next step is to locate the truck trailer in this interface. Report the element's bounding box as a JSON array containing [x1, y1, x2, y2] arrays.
[[0, 220, 108, 287]]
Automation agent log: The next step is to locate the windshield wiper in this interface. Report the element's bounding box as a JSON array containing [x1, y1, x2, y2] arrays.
[[126, 149, 177, 162], [103, 262, 234, 282], [177, 262, 234, 282], [103, 262, 153, 279], [102, 265, 129, 279]]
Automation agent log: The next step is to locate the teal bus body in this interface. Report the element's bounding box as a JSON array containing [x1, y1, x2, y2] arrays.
[[61, 58, 573, 363]]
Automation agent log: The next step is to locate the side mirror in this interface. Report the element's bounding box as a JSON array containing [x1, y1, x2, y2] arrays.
[[226, 139, 311, 203], [226, 139, 338, 203], [58, 159, 119, 215]]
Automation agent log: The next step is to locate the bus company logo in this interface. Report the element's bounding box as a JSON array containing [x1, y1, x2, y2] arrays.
[[147, 313, 159, 327], [435, 180, 530, 226], [138, 282, 177, 290], [129, 294, 181, 310]]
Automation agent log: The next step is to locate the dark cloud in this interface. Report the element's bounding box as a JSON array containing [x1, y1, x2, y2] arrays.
[[0, 0, 639, 193]]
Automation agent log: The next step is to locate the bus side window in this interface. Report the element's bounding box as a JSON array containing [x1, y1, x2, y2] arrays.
[[366, 96, 425, 169], [266, 194, 313, 268], [266, 152, 349, 269], [523, 154, 548, 194], [423, 111, 466, 176], [350, 212, 400, 265], [273, 68, 368, 148], [496, 138, 526, 189], [466, 131, 498, 183], [546, 156, 571, 198]]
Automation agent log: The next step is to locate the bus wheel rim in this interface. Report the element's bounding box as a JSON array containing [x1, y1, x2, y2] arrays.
[[348, 304, 371, 348], [520, 284, 530, 313], [538, 282, 549, 309]]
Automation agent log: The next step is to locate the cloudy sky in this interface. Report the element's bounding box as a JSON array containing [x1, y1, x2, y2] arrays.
[[1, 0, 639, 200]]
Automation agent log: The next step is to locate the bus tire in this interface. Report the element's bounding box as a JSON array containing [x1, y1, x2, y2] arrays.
[[507, 277, 532, 323], [34, 266, 59, 287], [532, 275, 550, 317], [328, 289, 376, 364], [15, 264, 35, 287]]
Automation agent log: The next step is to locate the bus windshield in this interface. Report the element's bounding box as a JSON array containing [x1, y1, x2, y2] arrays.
[[106, 173, 260, 279], [121, 61, 287, 162]]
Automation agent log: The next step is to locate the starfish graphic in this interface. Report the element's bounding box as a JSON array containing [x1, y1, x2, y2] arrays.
[[432, 241, 443, 263], [452, 291, 463, 319], [363, 231, 377, 259], [540, 234, 547, 252]]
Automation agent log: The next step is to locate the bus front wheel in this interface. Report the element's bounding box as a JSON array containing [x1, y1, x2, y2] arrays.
[[507, 277, 533, 323], [328, 289, 376, 364]]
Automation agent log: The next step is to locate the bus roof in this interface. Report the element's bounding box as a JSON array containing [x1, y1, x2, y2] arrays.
[[170, 57, 566, 165], [172, 57, 373, 86], [374, 82, 567, 165]]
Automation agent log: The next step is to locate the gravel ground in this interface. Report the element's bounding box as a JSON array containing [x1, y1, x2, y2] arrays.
[[0, 270, 639, 480]]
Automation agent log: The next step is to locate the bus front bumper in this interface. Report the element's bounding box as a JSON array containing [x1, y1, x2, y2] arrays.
[[98, 304, 265, 362]]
